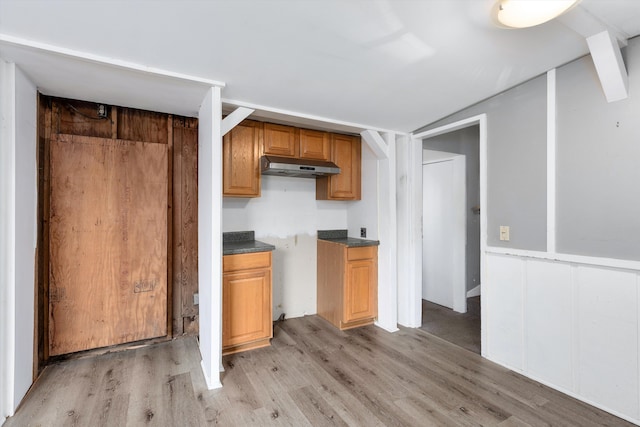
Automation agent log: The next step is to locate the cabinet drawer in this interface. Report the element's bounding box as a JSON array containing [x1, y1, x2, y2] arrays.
[[224, 251, 272, 272], [347, 246, 376, 261]]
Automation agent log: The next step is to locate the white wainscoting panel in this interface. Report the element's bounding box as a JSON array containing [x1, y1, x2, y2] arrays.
[[486, 251, 640, 424], [486, 254, 524, 370], [525, 260, 573, 390], [576, 266, 639, 419]]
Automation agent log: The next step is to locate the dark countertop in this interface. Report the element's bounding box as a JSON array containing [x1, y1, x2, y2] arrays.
[[223, 231, 275, 255], [317, 229, 379, 248]]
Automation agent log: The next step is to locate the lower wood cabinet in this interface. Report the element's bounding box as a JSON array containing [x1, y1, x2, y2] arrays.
[[317, 240, 377, 330], [222, 251, 272, 354]]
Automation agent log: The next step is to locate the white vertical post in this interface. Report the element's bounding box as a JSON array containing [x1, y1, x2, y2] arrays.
[[547, 69, 556, 254], [0, 59, 17, 419], [0, 61, 36, 417], [198, 86, 223, 389], [396, 134, 423, 328], [375, 132, 399, 332], [409, 136, 423, 327]]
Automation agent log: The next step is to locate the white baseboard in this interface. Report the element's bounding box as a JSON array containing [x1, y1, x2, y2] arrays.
[[466, 285, 481, 298]]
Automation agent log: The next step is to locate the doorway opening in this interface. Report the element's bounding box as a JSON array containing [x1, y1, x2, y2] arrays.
[[420, 125, 481, 354], [35, 95, 200, 369]]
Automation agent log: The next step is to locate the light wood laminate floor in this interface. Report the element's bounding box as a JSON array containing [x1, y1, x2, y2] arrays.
[[5, 315, 632, 426], [421, 297, 481, 354]]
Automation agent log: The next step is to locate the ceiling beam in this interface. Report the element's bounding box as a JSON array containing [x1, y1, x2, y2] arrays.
[[586, 30, 629, 103], [558, 6, 628, 46], [221, 107, 254, 136], [360, 129, 389, 160]]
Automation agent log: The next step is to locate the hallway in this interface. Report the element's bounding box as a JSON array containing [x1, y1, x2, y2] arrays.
[[421, 296, 481, 354]]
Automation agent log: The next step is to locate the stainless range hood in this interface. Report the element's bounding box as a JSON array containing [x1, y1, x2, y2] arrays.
[[261, 155, 340, 178]]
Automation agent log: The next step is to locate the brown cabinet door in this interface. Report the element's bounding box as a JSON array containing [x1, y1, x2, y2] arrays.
[[223, 120, 261, 197], [299, 129, 330, 161], [223, 268, 272, 347], [316, 134, 361, 200], [263, 123, 298, 157], [49, 135, 168, 356], [344, 256, 377, 324]]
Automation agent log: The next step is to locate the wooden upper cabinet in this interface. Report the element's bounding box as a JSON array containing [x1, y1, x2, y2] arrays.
[[316, 134, 361, 200], [223, 120, 262, 197], [263, 123, 298, 158], [299, 129, 330, 161]]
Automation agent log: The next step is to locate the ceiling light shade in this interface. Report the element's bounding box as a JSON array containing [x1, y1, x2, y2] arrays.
[[496, 0, 580, 29]]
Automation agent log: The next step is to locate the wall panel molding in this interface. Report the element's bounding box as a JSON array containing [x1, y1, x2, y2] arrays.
[[486, 252, 640, 424]]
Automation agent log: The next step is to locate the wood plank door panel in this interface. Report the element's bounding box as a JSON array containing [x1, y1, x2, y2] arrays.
[[49, 134, 168, 356]]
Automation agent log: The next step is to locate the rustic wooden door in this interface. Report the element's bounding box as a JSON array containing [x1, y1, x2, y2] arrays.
[[48, 133, 168, 356]]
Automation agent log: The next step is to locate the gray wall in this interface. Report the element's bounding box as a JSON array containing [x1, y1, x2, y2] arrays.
[[423, 127, 481, 291], [556, 38, 640, 261], [418, 75, 548, 251], [418, 36, 640, 261]]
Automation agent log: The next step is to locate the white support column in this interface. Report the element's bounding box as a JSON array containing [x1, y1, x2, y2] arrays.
[[547, 69, 557, 254], [0, 60, 37, 418], [0, 59, 17, 421], [396, 134, 422, 327], [221, 107, 254, 137], [198, 86, 223, 390], [587, 30, 629, 103], [375, 132, 398, 332]]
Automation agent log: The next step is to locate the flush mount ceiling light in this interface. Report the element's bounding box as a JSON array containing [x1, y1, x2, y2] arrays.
[[495, 0, 580, 29]]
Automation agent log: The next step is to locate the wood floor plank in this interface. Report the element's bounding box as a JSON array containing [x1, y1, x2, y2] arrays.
[[497, 416, 534, 427], [162, 372, 206, 427], [5, 315, 636, 427], [393, 395, 461, 426], [288, 385, 349, 426]]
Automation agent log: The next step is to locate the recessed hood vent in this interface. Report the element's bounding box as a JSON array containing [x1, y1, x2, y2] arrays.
[[261, 155, 340, 178]]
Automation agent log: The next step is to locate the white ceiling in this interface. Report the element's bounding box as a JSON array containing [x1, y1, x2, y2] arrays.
[[1, 0, 640, 133]]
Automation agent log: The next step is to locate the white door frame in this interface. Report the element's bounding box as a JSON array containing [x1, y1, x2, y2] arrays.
[[422, 151, 467, 313], [409, 114, 487, 357]]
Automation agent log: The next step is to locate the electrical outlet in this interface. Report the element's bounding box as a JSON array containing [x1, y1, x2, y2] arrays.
[[499, 226, 510, 241], [360, 227, 366, 238], [193, 293, 199, 306]]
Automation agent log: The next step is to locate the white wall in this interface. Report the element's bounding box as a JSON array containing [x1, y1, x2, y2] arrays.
[[486, 252, 640, 424], [406, 37, 640, 424], [223, 175, 348, 319], [0, 61, 37, 420]]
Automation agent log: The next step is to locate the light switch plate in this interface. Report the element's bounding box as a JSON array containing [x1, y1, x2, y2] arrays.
[[499, 226, 510, 241]]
